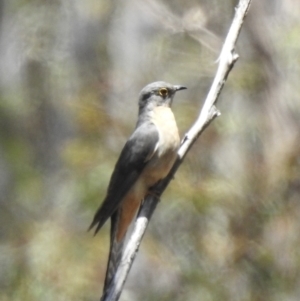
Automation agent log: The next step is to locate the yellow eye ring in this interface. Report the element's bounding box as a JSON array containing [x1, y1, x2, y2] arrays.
[[158, 88, 168, 97]]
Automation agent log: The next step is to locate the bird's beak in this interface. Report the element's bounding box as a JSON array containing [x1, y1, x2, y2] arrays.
[[174, 85, 187, 92]]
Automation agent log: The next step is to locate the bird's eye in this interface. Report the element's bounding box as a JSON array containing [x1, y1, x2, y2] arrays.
[[158, 88, 168, 97]]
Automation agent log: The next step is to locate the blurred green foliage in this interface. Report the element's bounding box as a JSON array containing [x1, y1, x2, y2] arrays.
[[0, 0, 300, 300]]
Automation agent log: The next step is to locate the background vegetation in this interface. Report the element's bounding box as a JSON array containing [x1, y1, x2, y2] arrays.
[[0, 0, 300, 300]]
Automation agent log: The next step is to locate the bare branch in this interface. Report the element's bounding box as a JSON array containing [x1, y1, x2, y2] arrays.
[[102, 0, 252, 300]]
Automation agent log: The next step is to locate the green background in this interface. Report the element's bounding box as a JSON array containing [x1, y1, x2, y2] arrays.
[[0, 1, 300, 300]]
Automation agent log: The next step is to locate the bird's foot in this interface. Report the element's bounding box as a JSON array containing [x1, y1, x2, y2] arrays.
[[147, 186, 161, 200]]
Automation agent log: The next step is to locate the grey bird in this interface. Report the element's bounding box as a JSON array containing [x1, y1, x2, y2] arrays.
[[89, 81, 186, 299]]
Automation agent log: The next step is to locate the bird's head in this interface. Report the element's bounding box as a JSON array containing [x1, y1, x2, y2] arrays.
[[138, 81, 186, 112]]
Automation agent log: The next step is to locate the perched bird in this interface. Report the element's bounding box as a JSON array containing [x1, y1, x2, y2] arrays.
[[89, 81, 186, 298]]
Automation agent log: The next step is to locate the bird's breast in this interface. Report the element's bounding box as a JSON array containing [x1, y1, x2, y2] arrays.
[[152, 106, 180, 155], [141, 106, 180, 185]]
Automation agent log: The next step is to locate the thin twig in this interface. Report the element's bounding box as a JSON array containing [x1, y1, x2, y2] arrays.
[[102, 0, 252, 300]]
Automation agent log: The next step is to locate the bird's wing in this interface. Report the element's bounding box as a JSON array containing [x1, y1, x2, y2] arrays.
[[89, 121, 159, 234], [90, 122, 159, 299]]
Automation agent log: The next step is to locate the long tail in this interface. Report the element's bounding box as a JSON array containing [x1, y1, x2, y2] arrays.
[[101, 210, 126, 301]]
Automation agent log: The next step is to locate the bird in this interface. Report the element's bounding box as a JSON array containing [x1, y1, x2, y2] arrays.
[[89, 81, 186, 298]]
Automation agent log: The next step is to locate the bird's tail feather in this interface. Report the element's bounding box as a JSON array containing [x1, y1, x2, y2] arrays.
[[101, 211, 126, 300]]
